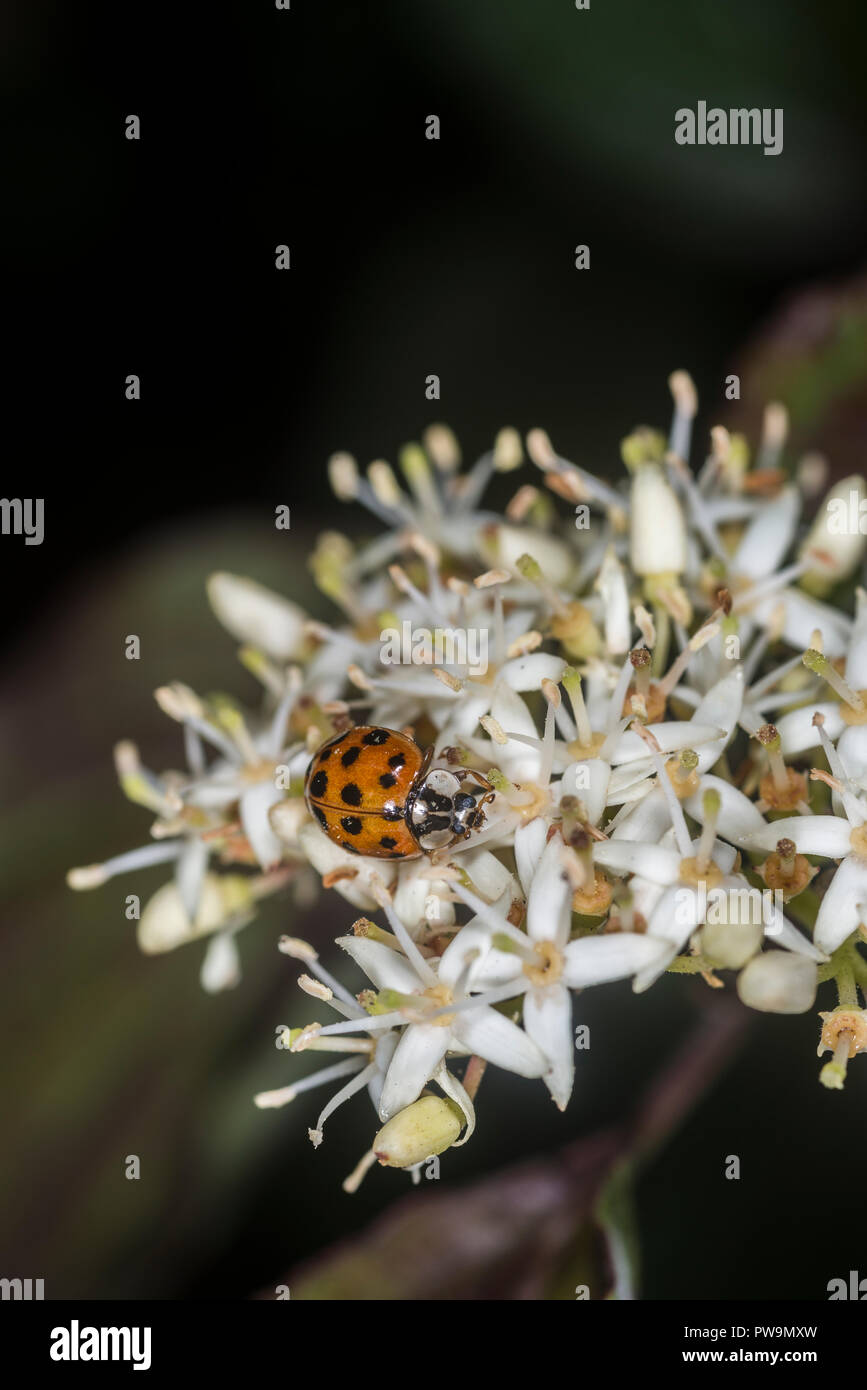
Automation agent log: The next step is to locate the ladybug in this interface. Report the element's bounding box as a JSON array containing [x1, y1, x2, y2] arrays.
[[304, 725, 495, 859]]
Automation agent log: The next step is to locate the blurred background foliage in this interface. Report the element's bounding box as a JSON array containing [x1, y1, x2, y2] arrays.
[[3, 0, 867, 1297]]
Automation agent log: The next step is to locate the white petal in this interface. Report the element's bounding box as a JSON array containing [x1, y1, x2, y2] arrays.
[[762, 900, 828, 961], [514, 817, 549, 898], [611, 723, 724, 764], [199, 929, 241, 993], [814, 854, 867, 954], [846, 589, 867, 689], [632, 945, 677, 994], [732, 487, 800, 580], [646, 883, 703, 949], [738, 815, 853, 857], [367, 1031, 399, 1113], [689, 667, 745, 770], [393, 869, 455, 931], [610, 786, 672, 842], [378, 1024, 452, 1120], [684, 775, 766, 842], [775, 703, 844, 755], [493, 525, 574, 585], [499, 653, 567, 691], [595, 546, 631, 655], [240, 781, 284, 869], [592, 841, 681, 885], [431, 1062, 475, 1144], [523, 984, 574, 1109], [452, 1005, 547, 1077], [562, 932, 671, 987], [558, 758, 609, 827], [838, 726, 867, 787], [175, 837, 209, 922], [457, 847, 516, 903], [754, 589, 850, 660], [487, 681, 543, 782], [693, 667, 745, 737], [525, 835, 573, 946], [336, 934, 423, 994], [439, 919, 524, 989]]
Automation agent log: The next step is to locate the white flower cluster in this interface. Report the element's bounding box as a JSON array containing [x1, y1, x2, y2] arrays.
[[70, 373, 867, 1185]]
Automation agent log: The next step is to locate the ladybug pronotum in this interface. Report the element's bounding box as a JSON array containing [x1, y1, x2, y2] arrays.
[[304, 725, 495, 859]]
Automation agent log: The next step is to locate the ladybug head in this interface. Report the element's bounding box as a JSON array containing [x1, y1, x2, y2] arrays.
[[409, 768, 491, 851]]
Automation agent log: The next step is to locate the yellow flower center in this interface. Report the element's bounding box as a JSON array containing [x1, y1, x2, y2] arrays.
[[523, 939, 564, 987]]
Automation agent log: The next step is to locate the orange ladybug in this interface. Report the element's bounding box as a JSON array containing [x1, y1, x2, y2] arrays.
[[304, 725, 494, 859]]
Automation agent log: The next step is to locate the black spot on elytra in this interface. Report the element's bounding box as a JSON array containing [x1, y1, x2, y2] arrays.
[[388, 753, 405, 769], [341, 840, 361, 855], [362, 728, 390, 745], [379, 835, 397, 849], [341, 782, 362, 806], [318, 746, 333, 762], [341, 745, 360, 767], [379, 772, 397, 789], [341, 816, 363, 835], [313, 805, 328, 828], [309, 770, 328, 798]]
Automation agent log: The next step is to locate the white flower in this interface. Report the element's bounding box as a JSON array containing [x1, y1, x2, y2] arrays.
[[454, 830, 670, 1108]]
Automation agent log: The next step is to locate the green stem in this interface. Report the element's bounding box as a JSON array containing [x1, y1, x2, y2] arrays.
[[651, 604, 671, 679], [835, 957, 859, 1010]]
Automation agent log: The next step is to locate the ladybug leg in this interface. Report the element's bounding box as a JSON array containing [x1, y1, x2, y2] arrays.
[[460, 768, 497, 816]]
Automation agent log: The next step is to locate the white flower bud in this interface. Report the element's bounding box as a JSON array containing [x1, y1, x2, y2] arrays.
[[137, 874, 253, 954], [207, 572, 307, 661], [800, 476, 867, 594], [737, 951, 817, 1014], [493, 427, 523, 472], [699, 912, 763, 970], [628, 463, 687, 577], [372, 1094, 463, 1168]]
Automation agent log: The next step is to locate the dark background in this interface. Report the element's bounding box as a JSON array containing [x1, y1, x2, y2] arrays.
[[2, 0, 867, 1299]]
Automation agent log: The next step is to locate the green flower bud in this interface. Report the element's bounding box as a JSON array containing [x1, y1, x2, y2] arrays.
[[372, 1094, 464, 1169]]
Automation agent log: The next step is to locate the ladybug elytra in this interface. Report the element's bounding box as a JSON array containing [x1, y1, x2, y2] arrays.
[[304, 725, 494, 859]]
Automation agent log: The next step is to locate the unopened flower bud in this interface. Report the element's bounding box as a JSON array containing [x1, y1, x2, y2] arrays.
[[737, 951, 817, 1014], [629, 463, 687, 577], [207, 572, 307, 661], [493, 426, 523, 471], [372, 1094, 464, 1168], [699, 896, 763, 970], [800, 476, 867, 596], [137, 874, 253, 954]]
